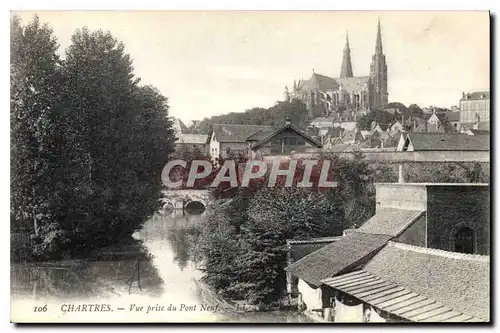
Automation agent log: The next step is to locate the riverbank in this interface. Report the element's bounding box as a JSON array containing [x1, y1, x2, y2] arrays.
[[193, 278, 299, 313]]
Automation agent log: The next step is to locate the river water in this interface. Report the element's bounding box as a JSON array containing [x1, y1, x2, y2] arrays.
[[10, 212, 312, 323]]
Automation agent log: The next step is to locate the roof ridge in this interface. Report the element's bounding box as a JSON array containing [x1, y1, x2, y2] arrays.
[[388, 241, 490, 262], [286, 236, 342, 245], [212, 123, 272, 127]]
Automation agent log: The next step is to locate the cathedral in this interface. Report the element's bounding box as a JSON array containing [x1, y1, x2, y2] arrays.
[[283, 19, 389, 118]]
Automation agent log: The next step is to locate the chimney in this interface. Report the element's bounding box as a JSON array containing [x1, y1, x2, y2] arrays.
[[285, 117, 291, 125]]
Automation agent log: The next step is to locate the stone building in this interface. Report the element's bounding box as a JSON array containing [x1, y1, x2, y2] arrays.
[[286, 182, 490, 323], [284, 19, 389, 116], [459, 91, 490, 130], [206, 120, 322, 160]]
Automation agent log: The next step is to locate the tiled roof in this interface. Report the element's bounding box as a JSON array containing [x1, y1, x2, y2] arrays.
[[287, 237, 341, 264], [178, 133, 208, 144], [460, 91, 490, 101], [299, 73, 369, 93], [287, 237, 342, 245], [286, 232, 392, 287], [356, 208, 425, 237], [311, 117, 335, 126], [361, 242, 489, 321], [409, 133, 489, 151], [210, 124, 273, 143], [246, 128, 276, 141], [251, 123, 323, 150], [301, 73, 338, 91], [322, 270, 486, 322], [336, 76, 370, 92]]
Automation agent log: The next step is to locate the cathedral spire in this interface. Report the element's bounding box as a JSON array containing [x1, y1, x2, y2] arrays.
[[340, 31, 353, 78], [375, 17, 383, 54]]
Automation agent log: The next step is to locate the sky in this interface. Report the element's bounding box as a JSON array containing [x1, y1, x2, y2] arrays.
[[13, 11, 490, 124]]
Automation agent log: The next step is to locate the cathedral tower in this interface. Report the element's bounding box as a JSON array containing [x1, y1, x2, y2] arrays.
[[369, 19, 388, 109], [340, 32, 353, 78]]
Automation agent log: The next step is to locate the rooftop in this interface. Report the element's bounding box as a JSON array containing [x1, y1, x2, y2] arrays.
[[407, 132, 489, 151], [210, 124, 273, 143], [376, 183, 489, 187], [286, 232, 392, 287], [356, 208, 425, 237], [178, 133, 208, 144], [460, 91, 490, 101], [362, 242, 490, 321]]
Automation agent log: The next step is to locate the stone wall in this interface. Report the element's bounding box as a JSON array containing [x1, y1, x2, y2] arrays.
[[426, 185, 490, 255], [375, 183, 427, 211]]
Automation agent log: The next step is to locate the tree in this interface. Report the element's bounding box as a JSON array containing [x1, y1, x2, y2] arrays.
[[408, 103, 424, 118], [191, 99, 310, 133], [11, 23, 177, 260], [10, 15, 63, 241], [357, 109, 394, 131], [49, 27, 176, 256]]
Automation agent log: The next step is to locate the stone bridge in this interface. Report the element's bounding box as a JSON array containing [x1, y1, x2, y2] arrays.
[[161, 189, 211, 215]]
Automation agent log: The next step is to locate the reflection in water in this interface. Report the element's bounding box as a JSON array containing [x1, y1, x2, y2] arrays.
[[11, 212, 311, 323], [11, 240, 164, 301], [184, 201, 206, 215]]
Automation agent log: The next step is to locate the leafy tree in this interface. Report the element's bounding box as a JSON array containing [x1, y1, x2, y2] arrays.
[[10, 15, 63, 244], [191, 99, 310, 133], [11, 18, 176, 260], [50, 27, 176, 256], [357, 109, 395, 131], [407, 103, 424, 118]]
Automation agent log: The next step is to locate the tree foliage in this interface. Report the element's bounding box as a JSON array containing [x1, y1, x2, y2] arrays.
[[11, 16, 176, 260], [189, 99, 310, 133], [192, 152, 385, 305]]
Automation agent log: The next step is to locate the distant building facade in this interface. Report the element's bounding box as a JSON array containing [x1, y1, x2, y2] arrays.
[[206, 121, 322, 160], [284, 19, 389, 116], [459, 91, 490, 128]]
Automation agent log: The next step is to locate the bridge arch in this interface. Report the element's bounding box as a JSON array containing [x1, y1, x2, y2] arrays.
[[162, 189, 211, 215], [184, 200, 206, 215]]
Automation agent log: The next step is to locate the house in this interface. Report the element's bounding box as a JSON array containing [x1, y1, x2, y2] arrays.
[[397, 132, 490, 152], [286, 237, 341, 295], [459, 91, 490, 127], [413, 122, 427, 133], [370, 121, 384, 134], [207, 124, 273, 159], [250, 120, 323, 159], [426, 111, 446, 133], [443, 112, 460, 131], [321, 242, 489, 322], [460, 120, 490, 133], [176, 133, 208, 153], [387, 119, 404, 133], [286, 182, 490, 322], [310, 117, 335, 129]]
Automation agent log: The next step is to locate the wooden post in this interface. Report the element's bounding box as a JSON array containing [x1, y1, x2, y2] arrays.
[[398, 164, 405, 183]]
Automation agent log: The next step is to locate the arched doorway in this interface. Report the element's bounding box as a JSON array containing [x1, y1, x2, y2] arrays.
[[454, 227, 475, 254], [184, 201, 206, 215]]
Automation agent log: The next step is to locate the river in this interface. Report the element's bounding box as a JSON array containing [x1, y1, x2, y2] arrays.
[[10, 212, 312, 323]]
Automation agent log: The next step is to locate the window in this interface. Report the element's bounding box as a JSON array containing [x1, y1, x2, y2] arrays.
[[454, 227, 475, 254]]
